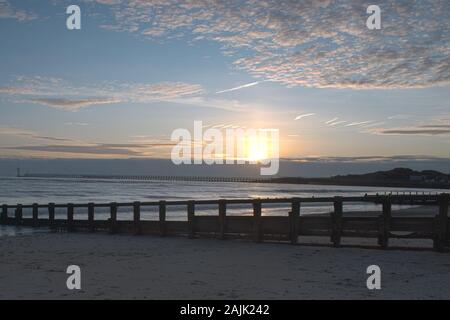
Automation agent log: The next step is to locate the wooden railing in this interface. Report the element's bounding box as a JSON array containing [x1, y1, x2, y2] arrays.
[[0, 194, 448, 251]]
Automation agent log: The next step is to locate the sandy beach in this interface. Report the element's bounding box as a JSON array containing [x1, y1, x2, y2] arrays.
[[1, 230, 450, 300]]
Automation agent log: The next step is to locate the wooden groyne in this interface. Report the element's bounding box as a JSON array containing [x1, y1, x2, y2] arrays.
[[1, 194, 449, 251]]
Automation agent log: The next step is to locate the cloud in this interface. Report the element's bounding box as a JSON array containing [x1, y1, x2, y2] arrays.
[[0, 76, 204, 110], [25, 97, 121, 110], [371, 119, 450, 135], [92, 0, 450, 89], [325, 117, 338, 124], [0, 125, 177, 158], [376, 128, 450, 135], [327, 120, 346, 126], [419, 124, 450, 129], [170, 96, 251, 112], [6, 144, 144, 156], [216, 81, 261, 94], [345, 121, 373, 127], [65, 122, 89, 126], [0, 0, 37, 21], [294, 113, 315, 120], [282, 155, 450, 163], [0, 126, 74, 142], [5, 141, 176, 157]]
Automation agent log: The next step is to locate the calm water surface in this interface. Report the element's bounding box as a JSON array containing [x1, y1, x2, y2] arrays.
[[0, 177, 446, 236]]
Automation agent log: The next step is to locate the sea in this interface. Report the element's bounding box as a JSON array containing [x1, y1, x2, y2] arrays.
[[0, 176, 447, 236]]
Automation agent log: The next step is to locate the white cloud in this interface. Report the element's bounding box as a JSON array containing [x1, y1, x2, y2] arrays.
[[294, 113, 315, 120], [216, 81, 261, 94], [0, 76, 204, 110], [90, 0, 450, 89], [325, 117, 338, 124], [369, 118, 450, 136], [25, 97, 121, 110], [345, 121, 373, 127], [0, 0, 37, 21]]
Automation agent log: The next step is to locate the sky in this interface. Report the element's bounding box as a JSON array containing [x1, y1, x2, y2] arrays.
[[0, 0, 449, 173]]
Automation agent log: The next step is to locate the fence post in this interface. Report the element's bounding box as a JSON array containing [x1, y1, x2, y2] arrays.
[[67, 203, 74, 232], [110, 202, 117, 234], [48, 203, 55, 230], [159, 200, 166, 236], [1, 204, 7, 224], [218, 199, 227, 240], [187, 201, 195, 239], [289, 198, 301, 244], [378, 197, 391, 249], [253, 199, 262, 243], [133, 201, 141, 235], [331, 197, 343, 247], [15, 204, 22, 226], [32, 203, 39, 227], [88, 203, 95, 232], [435, 194, 449, 252]]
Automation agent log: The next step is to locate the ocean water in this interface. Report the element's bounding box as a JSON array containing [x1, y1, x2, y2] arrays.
[[0, 176, 446, 236]]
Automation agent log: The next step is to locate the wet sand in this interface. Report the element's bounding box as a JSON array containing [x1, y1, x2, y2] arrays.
[[1, 229, 450, 299]]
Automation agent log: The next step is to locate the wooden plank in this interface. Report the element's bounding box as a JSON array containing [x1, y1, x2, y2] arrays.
[[261, 216, 289, 235], [159, 200, 166, 237], [289, 199, 300, 244], [331, 197, 343, 247], [110, 202, 117, 234], [435, 194, 449, 251], [133, 201, 141, 235], [195, 216, 219, 233], [165, 221, 188, 234], [67, 203, 74, 232], [378, 198, 391, 249], [218, 199, 227, 239], [139, 221, 161, 234], [187, 201, 195, 238], [1, 204, 7, 224], [225, 216, 254, 234], [15, 204, 23, 225], [341, 230, 379, 238], [48, 203, 55, 230], [390, 217, 434, 232], [88, 203, 95, 232], [342, 217, 379, 232], [253, 199, 262, 243], [32, 203, 39, 227]]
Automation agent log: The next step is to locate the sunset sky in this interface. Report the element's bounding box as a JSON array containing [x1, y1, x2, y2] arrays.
[[0, 0, 449, 163]]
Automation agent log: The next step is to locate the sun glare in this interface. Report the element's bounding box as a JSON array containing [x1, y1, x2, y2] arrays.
[[246, 135, 270, 162]]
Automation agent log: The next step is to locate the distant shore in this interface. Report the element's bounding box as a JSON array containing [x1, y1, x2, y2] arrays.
[[17, 172, 450, 190], [267, 178, 450, 190]]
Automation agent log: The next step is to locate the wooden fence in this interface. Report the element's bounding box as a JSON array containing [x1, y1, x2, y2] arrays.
[[0, 194, 448, 251]]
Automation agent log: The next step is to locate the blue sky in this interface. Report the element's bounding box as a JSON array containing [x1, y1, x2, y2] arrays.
[[0, 0, 449, 163]]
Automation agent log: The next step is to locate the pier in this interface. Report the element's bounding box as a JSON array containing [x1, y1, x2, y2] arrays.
[[1, 194, 449, 252], [21, 173, 268, 183]]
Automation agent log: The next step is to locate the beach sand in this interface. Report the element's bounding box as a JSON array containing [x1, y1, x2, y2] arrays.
[[1, 230, 450, 299]]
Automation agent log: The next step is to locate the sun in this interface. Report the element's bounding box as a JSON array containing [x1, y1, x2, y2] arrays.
[[246, 135, 270, 162]]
